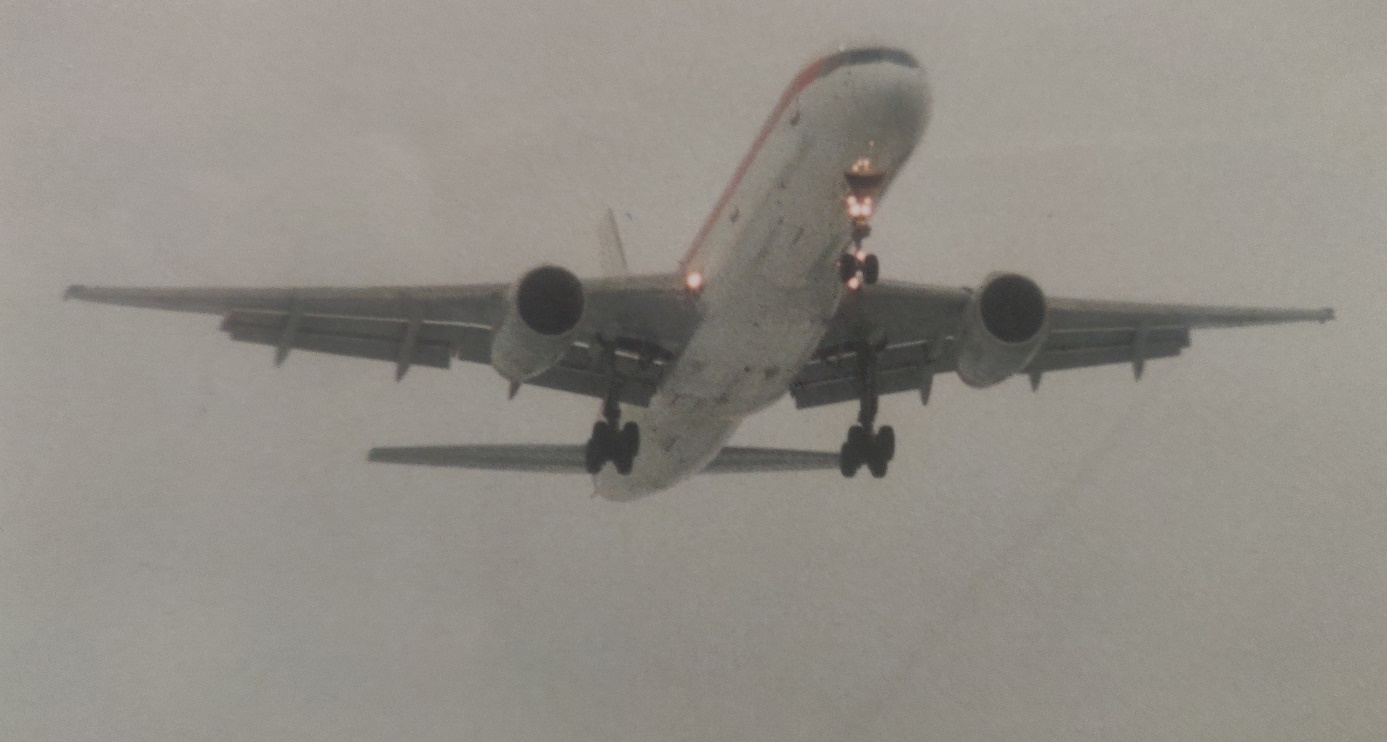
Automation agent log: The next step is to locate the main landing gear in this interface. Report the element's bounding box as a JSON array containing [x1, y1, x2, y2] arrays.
[[584, 353, 640, 476], [840, 156, 885, 289], [585, 392, 639, 475], [839, 342, 895, 479]]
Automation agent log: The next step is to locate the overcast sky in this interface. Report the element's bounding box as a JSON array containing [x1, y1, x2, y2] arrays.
[[3, 1, 1384, 739]]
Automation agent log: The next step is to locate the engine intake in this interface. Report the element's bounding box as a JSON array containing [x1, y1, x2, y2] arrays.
[[491, 265, 585, 382], [516, 265, 584, 336], [956, 273, 1049, 388]]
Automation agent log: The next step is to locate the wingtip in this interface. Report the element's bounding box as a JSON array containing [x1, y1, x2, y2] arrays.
[[64, 285, 84, 301], [1321, 308, 1335, 323]]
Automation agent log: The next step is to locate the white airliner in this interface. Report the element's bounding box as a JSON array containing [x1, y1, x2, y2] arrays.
[[67, 47, 1332, 500]]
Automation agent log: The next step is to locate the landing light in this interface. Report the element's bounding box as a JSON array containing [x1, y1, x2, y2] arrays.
[[846, 194, 874, 219], [847, 275, 862, 291], [685, 272, 704, 291]]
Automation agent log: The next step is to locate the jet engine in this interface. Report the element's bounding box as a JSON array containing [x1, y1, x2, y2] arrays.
[[955, 272, 1049, 388], [490, 265, 585, 383]]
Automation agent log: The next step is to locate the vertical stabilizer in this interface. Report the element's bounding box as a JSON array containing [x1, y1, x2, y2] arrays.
[[596, 207, 629, 276]]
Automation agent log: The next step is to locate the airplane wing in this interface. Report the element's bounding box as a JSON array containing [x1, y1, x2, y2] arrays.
[[367, 444, 839, 473], [64, 274, 699, 406], [791, 281, 1334, 408]]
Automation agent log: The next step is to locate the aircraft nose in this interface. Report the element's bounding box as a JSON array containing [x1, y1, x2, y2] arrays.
[[809, 47, 931, 166], [856, 61, 931, 160]]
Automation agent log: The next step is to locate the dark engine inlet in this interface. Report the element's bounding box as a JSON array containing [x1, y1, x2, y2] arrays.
[[979, 273, 1046, 343], [516, 266, 585, 336]]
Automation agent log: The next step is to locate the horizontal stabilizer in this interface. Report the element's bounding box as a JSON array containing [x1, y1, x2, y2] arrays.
[[367, 444, 840, 474], [368, 444, 586, 473], [703, 446, 839, 473]]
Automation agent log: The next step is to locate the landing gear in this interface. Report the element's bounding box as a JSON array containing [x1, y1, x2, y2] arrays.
[[838, 342, 896, 479], [838, 253, 859, 283], [860, 253, 880, 285], [839, 425, 894, 478], [585, 419, 639, 475], [837, 250, 880, 287], [841, 156, 885, 288], [583, 360, 640, 475]]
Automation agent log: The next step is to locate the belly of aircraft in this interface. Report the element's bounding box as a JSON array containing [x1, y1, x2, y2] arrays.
[[594, 56, 926, 500]]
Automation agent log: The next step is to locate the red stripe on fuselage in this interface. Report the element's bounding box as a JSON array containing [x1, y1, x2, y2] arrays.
[[680, 59, 826, 268]]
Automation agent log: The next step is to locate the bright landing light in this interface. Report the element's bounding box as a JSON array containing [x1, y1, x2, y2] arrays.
[[846, 195, 874, 219], [686, 272, 704, 291]]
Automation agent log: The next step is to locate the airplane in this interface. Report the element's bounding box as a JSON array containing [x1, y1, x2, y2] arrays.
[[66, 46, 1333, 501]]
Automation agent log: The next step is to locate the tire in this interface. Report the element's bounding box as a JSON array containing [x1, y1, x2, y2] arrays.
[[847, 425, 870, 455], [621, 422, 640, 458], [876, 425, 895, 462], [585, 421, 611, 474], [584, 437, 605, 474], [612, 423, 638, 475], [867, 453, 888, 479], [839, 441, 858, 477], [861, 253, 880, 285], [591, 421, 613, 449], [838, 253, 859, 283]]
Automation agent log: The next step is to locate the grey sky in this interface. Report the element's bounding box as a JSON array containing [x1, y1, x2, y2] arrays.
[[3, 1, 1384, 739]]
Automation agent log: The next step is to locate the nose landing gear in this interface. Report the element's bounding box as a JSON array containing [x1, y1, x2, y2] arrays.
[[841, 157, 885, 288], [837, 342, 895, 479]]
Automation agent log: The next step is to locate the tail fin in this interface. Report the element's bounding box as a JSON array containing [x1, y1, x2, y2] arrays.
[[596, 207, 629, 276]]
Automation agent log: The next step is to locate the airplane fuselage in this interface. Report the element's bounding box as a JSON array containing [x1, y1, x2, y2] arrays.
[[596, 49, 929, 500]]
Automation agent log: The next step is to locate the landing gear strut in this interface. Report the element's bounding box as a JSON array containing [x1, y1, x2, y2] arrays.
[[584, 348, 640, 476], [838, 342, 895, 479], [841, 157, 885, 288]]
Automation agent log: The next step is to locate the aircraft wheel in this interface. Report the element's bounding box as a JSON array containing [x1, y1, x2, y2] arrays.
[[847, 424, 870, 453], [621, 421, 640, 458], [839, 440, 859, 477], [841, 425, 872, 477], [584, 438, 605, 474], [612, 422, 639, 475], [867, 453, 888, 478], [585, 421, 611, 474], [861, 254, 880, 285], [876, 425, 895, 462], [838, 253, 859, 283]]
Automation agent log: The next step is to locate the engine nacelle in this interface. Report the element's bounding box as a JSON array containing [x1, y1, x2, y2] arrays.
[[956, 272, 1050, 388], [490, 265, 585, 383]]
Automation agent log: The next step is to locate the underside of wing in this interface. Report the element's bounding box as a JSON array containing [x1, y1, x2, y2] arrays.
[[816, 279, 971, 349], [1037, 296, 1334, 383], [794, 278, 1334, 409], [366, 444, 840, 474], [65, 273, 698, 406], [1046, 297, 1334, 331]]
